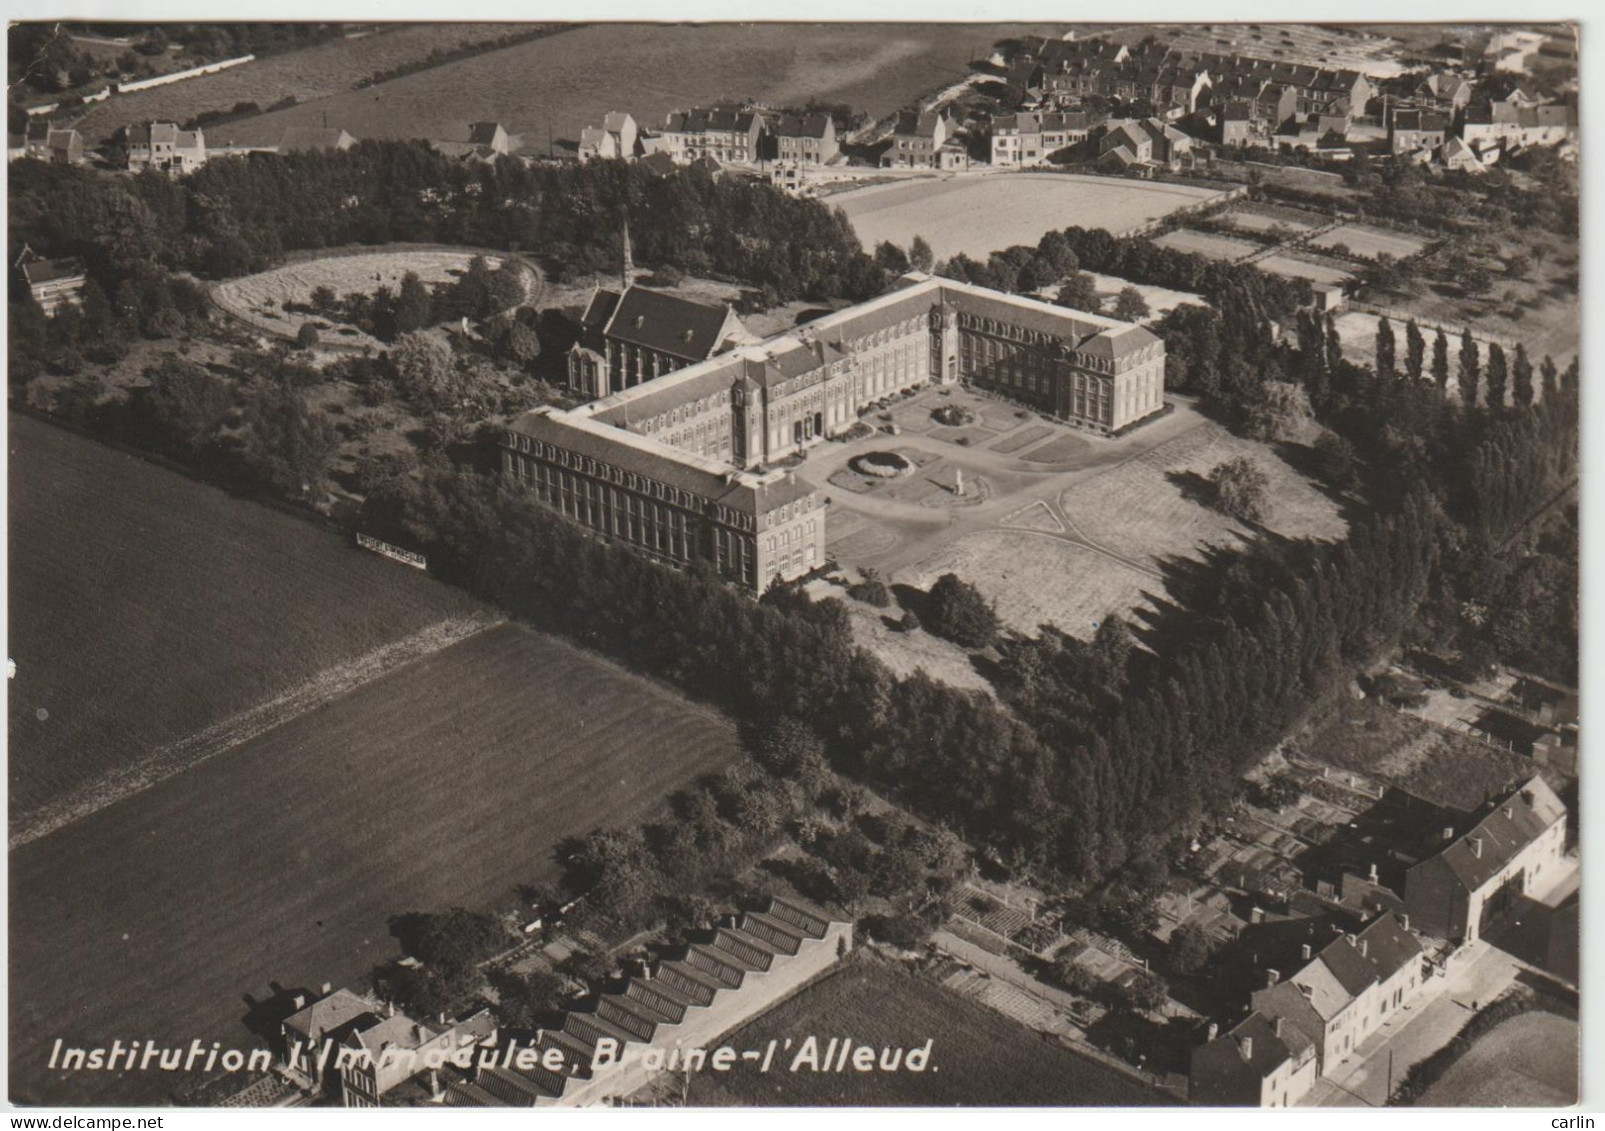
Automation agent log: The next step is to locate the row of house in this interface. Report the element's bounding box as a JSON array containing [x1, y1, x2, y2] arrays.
[[1387, 94, 1578, 169], [1190, 776, 1568, 1106], [577, 107, 840, 169]]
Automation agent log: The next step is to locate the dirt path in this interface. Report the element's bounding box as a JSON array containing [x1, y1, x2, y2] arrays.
[[8, 611, 505, 850]]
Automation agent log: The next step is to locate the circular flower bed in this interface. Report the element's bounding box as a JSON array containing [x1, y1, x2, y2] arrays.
[[852, 451, 915, 479], [932, 404, 975, 427]]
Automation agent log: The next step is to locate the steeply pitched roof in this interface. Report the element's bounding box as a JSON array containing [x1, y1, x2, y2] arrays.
[[773, 113, 832, 139], [284, 988, 380, 1043], [20, 256, 86, 286], [278, 127, 354, 153], [603, 285, 736, 361], [638, 151, 678, 176], [894, 109, 949, 138], [468, 121, 505, 145], [666, 106, 761, 135], [1417, 777, 1565, 893], [579, 287, 622, 334], [602, 111, 635, 134]]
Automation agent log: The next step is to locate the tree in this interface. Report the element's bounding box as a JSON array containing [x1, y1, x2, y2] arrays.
[[1312, 431, 1358, 490], [1484, 342, 1508, 408], [295, 322, 320, 350], [1404, 318, 1425, 382], [496, 319, 541, 366], [1431, 328, 1450, 391], [389, 907, 508, 985], [1126, 971, 1169, 1013], [1052, 956, 1100, 995], [1511, 343, 1535, 407], [1457, 328, 1481, 407], [487, 969, 567, 1030], [1112, 287, 1151, 322], [394, 270, 433, 335], [1208, 456, 1269, 523], [1035, 230, 1078, 280], [145, 355, 235, 454], [1540, 355, 1559, 402], [389, 331, 457, 408], [1374, 316, 1396, 383], [873, 241, 911, 274], [1167, 924, 1216, 975], [924, 573, 1000, 649], [1245, 380, 1312, 442], [908, 235, 935, 273], [1055, 272, 1102, 313], [238, 381, 340, 497], [755, 716, 827, 777]]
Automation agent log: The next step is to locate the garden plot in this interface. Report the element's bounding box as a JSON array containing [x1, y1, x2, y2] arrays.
[[1151, 228, 1260, 262], [1309, 223, 1427, 261]]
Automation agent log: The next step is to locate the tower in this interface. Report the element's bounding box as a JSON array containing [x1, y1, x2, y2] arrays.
[[620, 214, 635, 290]]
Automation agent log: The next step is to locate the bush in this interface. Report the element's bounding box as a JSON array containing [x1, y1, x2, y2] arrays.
[[924, 573, 1000, 649], [1208, 456, 1269, 524], [1051, 956, 1099, 995], [862, 912, 931, 950], [848, 568, 891, 607], [295, 323, 320, 350]]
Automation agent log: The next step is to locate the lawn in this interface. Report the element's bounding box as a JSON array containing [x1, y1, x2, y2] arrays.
[[1308, 224, 1427, 261], [1416, 1011, 1577, 1106], [69, 24, 527, 145], [903, 529, 1158, 639], [1056, 421, 1348, 570], [687, 960, 1168, 1106], [8, 622, 742, 1106], [1220, 202, 1327, 234], [210, 23, 1058, 152], [1300, 697, 1536, 812], [836, 174, 1233, 261], [1150, 228, 1260, 262], [6, 414, 483, 826]]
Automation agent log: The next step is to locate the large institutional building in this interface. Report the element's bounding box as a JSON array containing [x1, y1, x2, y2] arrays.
[[506, 273, 1166, 591]]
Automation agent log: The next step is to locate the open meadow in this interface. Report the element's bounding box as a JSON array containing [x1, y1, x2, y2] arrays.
[[8, 622, 742, 1106], [69, 24, 526, 145], [1151, 228, 1259, 262], [836, 174, 1232, 261], [1255, 253, 1355, 286], [687, 960, 1169, 1106], [1416, 1010, 1578, 1106], [6, 414, 483, 826], [209, 23, 1056, 152]]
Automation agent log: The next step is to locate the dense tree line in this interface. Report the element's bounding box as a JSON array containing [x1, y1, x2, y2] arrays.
[[6, 144, 888, 312]]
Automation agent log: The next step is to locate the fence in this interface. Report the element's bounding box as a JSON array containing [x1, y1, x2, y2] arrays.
[[356, 533, 427, 570], [112, 55, 256, 94], [1344, 300, 1521, 352]]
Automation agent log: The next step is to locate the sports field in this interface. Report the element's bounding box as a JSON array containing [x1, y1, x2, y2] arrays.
[[6, 414, 482, 826], [1309, 223, 1427, 261], [1151, 228, 1259, 262], [213, 23, 1056, 152], [1256, 253, 1356, 286], [835, 174, 1233, 261], [688, 961, 1169, 1106], [8, 623, 741, 1106]]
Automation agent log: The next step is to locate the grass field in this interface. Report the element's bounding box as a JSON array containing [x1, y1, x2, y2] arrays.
[[1256, 253, 1355, 286], [212, 248, 514, 347], [1151, 228, 1259, 262], [835, 174, 1232, 261], [1057, 422, 1348, 569], [8, 622, 742, 1106], [210, 23, 1056, 153], [1221, 202, 1326, 233], [6, 414, 482, 823], [69, 24, 524, 145], [687, 961, 1168, 1106], [1308, 223, 1427, 261], [1416, 1011, 1578, 1106]]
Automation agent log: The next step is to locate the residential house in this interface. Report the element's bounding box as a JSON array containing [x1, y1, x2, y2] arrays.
[[24, 120, 84, 164], [468, 121, 511, 155], [1415, 72, 1475, 111], [772, 114, 838, 166], [935, 139, 969, 171], [1249, 912, 1426, 1079], [1213, 100, 1256, 146], [637, 151, 678, 177], [126, 121, 207, 175], [990, 110, 1094, 166], [277, 127, 358, 155], [15, 246, 87, 315], [880, 108, 956, 168], [1439, 136, 1489, 173], [1194, 54, 1372, 118], [1004, 58, 1045, 101], [662, 106, 764, 165], [1387, 107, 1452, 154], [1403, 776, 1567, 944], [567, 284, 748, 398], [1190, 1012, 1318, 1107], [1138, 117, 1194, 166], [1460, 100, 1577, 151], [579, 112, 638, 162], [1099, 120, 1153, 165]]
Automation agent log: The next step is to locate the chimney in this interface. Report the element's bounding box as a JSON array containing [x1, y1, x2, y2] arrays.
[[1504, 806, 1514, 819], [291, 992, 308, 1011], [1471, 837, 1483, 858], [1238, 1036, 1254, 1061], [1251, 906, 1264, 924], [1346, 933, 1357, 947], [1368, 862, 1379, 883], [1267, 969, 1281, 986], [386, 1000, 396, 1018], [1400, 913, 1411, 931], [1443, 826, 1455, 841], [1207, 1022, 1219, 1041], [1360, 940, 1369, 958], [1273, 1017, 1284, 1038], [1301, 943, 1312, 961], [320, 982, 332, 996]]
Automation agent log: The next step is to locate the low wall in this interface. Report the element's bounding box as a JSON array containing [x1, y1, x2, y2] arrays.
[[113, 55, 256, 94]]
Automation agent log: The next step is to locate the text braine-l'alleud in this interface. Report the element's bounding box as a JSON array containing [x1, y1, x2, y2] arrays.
[[46, 1035, 936, 1077]]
